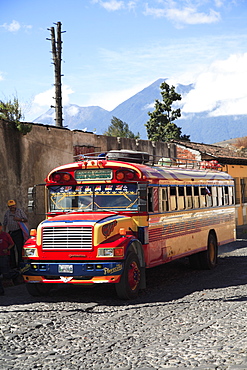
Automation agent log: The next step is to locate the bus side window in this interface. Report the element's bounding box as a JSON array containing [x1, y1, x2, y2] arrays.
[[193, 186, 199, 208], [199, 187, 207, 208], [206, 186, 212, 207], [170, 186, 177, 211], [224, 186, 229, 205], [185, 186, 193, 208], [229, 186, 234, 205], [153, 187, 159, 212], [138, 184, 148, 212], [148, 187, 153, 212], [200, 186, 212, 207], [212, 186, 218, 206], [218, 187, 223, 206], [178, 186, 185, 209], [160, 187, 169, 212]]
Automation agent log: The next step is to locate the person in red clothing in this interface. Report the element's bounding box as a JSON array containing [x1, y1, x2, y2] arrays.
[[3, 200, 28, 268], [0, 222, 18, 295]]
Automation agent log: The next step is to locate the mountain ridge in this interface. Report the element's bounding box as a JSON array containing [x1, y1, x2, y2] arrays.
[[34, 78, 247, 144]]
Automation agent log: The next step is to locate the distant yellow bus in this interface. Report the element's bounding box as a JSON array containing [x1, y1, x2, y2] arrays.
[[22, 151, 236, 299]]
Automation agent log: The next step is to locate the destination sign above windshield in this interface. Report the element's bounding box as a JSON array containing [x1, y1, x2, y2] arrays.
[[75, 169, 112, 181]]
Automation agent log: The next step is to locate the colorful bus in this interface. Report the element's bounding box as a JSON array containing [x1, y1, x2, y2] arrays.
[[22, 150, 236, 299]]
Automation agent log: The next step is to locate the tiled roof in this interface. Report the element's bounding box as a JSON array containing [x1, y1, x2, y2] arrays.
[[171, 139, 247, 164]]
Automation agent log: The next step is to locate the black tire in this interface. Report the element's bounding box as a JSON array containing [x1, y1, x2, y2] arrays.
[[115, 252, 141, 300], [26, 283, 52, 297], [199, 232, 218, 270]]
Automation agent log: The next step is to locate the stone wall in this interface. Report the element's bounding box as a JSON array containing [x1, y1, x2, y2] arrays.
[[0, 120, 176, 229], [0, 121, 74, 228]]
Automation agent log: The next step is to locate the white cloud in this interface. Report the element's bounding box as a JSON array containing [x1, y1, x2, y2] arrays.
[[92, 0, 224, 22], [91, 0, 138, 11], [24, 25, 33, 30], [144, 2, 221, 25], [27, 85, 74, 120], [0, 20, 32, 32], [127, 1, 138, 11], [67, 105, 80, 116], [181, 53, 247, 116], [143, 4, 166, 18], [33, 88, 54, 107], [92, 0, 125, 11], [33, 85, 74, 107], [1, 20, 21, 32], [166, 7, 221, 25], [214, 0, 224, 7], [85, 82, 149, 110]]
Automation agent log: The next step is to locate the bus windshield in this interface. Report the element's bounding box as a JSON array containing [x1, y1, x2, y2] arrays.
[[48, 184, 138, 212]]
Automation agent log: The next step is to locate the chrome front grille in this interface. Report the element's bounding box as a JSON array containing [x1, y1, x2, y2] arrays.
[[42, 226, 93, 249]]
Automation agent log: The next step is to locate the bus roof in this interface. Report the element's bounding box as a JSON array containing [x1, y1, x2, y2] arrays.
[[137, 163, 233, 182], [46, 158, 233, 184]]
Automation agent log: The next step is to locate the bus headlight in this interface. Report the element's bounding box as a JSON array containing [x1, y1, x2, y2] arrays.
[[98, 248, 114, 257], [97, 248, 124, 257], [23, 248, 38, 257]]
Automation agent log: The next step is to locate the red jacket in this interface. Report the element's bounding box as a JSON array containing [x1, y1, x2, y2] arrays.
[[0, 232, 14, 256]]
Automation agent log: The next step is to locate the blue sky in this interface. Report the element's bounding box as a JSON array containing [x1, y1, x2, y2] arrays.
[[1, 0, 247, 122]]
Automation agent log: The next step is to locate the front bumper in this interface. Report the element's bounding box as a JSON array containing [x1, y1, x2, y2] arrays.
[[20, 261, 123, 284]]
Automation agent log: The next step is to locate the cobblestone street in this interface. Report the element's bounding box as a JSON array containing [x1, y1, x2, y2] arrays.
[[0, 238, 247, 370]]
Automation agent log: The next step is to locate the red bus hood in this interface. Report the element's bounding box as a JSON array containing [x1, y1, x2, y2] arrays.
[[42, 212, 129, 227]]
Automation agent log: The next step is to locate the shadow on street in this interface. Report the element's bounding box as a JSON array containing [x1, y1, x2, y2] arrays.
[[0, 239, 247, 310]]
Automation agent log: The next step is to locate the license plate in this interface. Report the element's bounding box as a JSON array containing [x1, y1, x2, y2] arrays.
[[58, 264, 73, 273]]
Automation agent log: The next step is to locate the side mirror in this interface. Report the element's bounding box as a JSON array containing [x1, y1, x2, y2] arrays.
[[28, 186, 36, 213], [28, 183, 46, 215]]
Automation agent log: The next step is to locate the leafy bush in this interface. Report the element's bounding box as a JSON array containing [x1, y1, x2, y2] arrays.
[[0, 97, 32, 135]]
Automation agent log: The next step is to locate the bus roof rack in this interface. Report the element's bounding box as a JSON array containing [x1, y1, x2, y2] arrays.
[[106, 150, 150, 164], [73, 150, 221, 170], [74, 150, 150, 164], [157, 157, 221, 170]]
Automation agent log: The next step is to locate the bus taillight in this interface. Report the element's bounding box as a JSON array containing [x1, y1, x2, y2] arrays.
[[52, 172, 72, 182], [116, 170, 136, 181], [63, 173, 71, 181], [53, 173, 61, 182]]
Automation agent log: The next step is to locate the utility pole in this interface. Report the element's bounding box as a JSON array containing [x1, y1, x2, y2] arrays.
[[47, 21, 65, 127]]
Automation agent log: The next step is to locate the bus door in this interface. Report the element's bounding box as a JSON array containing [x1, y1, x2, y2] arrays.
[[148, 186, 167, 266]]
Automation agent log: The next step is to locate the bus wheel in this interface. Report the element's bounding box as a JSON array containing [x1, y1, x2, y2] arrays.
[[26, 283, 52, 297], [115, 252, 141, 300], [199, 232, 218, 270]]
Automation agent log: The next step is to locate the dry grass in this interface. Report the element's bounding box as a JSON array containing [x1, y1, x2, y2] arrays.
[[232, 136, 247, 149]]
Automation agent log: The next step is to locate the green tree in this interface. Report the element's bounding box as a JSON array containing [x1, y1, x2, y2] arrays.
[[104, 116, 139, 139], [0, 97, 32, 135], [145, 81, 190, 142]]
